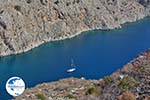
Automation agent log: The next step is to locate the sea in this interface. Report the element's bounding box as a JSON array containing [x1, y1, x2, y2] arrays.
[[0, 17, 150, 99]]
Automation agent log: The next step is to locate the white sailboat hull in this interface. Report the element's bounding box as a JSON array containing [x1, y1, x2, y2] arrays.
[[67, 68, 76, 73]]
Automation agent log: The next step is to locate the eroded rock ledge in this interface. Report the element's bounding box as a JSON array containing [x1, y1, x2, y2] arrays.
[[15, 49, 150, 100], [0, 0, 149, 56]]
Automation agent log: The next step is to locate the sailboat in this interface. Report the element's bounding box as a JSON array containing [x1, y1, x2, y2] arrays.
[[67, 59, 76, 73]]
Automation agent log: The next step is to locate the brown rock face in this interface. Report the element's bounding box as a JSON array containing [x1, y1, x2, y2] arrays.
[[118, 91, 136, 100], [145, 96, 150, 100]]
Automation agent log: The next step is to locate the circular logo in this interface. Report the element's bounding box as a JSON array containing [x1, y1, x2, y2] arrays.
[[6, 77, 25, 97]]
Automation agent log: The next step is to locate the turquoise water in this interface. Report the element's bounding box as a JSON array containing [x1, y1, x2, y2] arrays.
[[0, 18, 150, 99]]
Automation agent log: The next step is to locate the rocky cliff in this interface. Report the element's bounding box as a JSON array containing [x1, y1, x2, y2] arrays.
[[0, 0, 148, 56], [137, 0, 150, 15]]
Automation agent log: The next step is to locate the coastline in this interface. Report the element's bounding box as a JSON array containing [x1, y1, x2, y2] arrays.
[[0, 0, 148, 57], [0, 16, 146, 57], [15, 49, 150, 100], [0, 0, 150, 99]]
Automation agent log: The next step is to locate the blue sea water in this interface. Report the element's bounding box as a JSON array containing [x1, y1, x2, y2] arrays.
[[0, 18, 150, 99]]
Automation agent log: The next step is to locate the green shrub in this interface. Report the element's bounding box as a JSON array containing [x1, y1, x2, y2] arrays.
[[36, 93, 46, 100], [119, 76, 139, 91], [86, 86, 97, 95], [65, 94, 75, 99]]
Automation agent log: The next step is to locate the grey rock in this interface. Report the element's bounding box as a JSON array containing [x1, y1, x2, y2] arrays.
[[0, 0, 148, 56]]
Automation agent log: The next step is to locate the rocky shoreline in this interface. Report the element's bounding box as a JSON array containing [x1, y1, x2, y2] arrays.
[[0, 0, 149, 56], [15, 49, 150, 100]]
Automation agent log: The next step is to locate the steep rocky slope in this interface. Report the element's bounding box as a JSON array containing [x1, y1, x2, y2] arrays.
[[0, 0, 148, 56], [15, 49, 150, 100], [137, 0, 150, 15]]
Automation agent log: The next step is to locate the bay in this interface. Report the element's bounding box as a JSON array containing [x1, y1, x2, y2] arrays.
[[0, 17, 150, 99]]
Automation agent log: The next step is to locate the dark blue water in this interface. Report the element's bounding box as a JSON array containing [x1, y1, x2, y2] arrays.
[[0, 18, 150, 99]]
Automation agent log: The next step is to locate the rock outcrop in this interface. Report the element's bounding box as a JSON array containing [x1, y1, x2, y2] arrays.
[[137, 0, 150, 16], [15, 50, 150, 100], [0, 0, 148, 56]]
